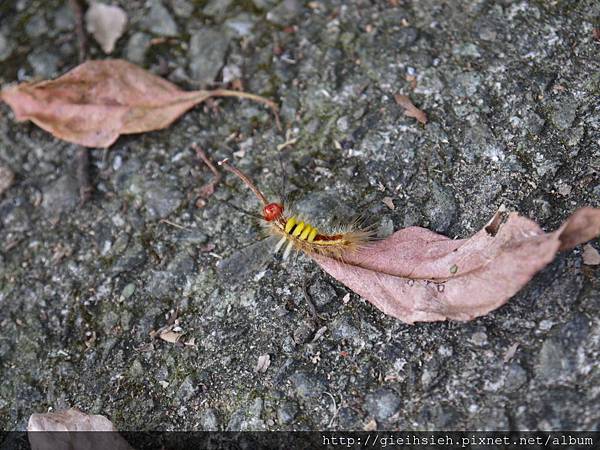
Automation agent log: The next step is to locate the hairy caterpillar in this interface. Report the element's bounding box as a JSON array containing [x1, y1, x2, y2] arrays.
[[218, 160, 373, 260]]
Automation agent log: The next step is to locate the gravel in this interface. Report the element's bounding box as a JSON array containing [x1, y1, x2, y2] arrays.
[[143, 0, 178, 37], [0, 0, 598, 433], [364, 388, 401, 422], [0, 165, 14, 196], [188, 28, 230, 85], [0, 33, 13, 62], [41, 174, 79, 216], [125, 32, 152, 65]]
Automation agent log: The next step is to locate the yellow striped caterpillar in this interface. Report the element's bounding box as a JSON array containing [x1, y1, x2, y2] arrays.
[[218, 159, 372, 260]]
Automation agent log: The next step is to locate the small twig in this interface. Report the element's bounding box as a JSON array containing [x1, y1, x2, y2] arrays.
[[159, 219, 192, 231], [192, 144, 223, 204], [218, 159, 269, 206], [302, 275, 323, 321], [276, 137, 298, 152], [68, 0, 87, 63], [76, 147, 92, 205]]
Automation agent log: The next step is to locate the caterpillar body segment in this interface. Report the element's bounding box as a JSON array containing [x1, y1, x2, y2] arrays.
[[266, 210, 372, 260]]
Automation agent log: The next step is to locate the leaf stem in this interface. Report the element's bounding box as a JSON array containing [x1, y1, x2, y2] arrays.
[[209, 89, 281, 131]]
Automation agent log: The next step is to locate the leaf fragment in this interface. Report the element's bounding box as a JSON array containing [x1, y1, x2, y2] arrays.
[[363, 418, 377, 431], [394, 93, 427, 124], [582, 243, 600, 266], [85, 2, 128, 54], [382, 196, 395, 210], [159, 330, 183, 344], [0, 59, 277, 148], [254, 353, 271, 373], [313, 208, 600, 324]]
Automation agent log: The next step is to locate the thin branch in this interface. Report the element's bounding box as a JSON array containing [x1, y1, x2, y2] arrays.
[[192, 143, 222, 202], [302, 274, 324, 322]]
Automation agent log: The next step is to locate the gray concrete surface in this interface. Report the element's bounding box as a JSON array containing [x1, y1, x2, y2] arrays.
[[0, 0, 599, 431]]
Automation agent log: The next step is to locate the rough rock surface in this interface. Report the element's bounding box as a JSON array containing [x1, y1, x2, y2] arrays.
[[0, 0, 599, 431]]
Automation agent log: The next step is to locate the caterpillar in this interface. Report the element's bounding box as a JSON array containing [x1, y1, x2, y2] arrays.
[[218, 159, 373, 260]]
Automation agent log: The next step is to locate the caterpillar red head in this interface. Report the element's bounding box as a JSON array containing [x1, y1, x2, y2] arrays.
[[218, 159, 372, 260], [263, 203, 284, 222]]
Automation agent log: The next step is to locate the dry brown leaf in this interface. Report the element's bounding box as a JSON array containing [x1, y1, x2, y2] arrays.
[[28, 408, 133, 450], [582, 243, 600, 266], [313, 208, 600, 324], [394, 93, 427, 124], [0, 59, 277, 148], [85, 3, 128, 54]]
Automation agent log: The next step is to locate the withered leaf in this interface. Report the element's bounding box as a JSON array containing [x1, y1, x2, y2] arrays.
[[394, 93, 427, 124], [0, 59, 277, 148], [313, 208, 600, 324]]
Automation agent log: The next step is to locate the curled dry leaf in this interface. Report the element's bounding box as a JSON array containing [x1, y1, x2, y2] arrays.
[[0, 59, 277, 148], [313, 208, 600, 324], [394, 93, 427, 124], [85, 2, 128, 54], [28, 408, 133, 450]]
